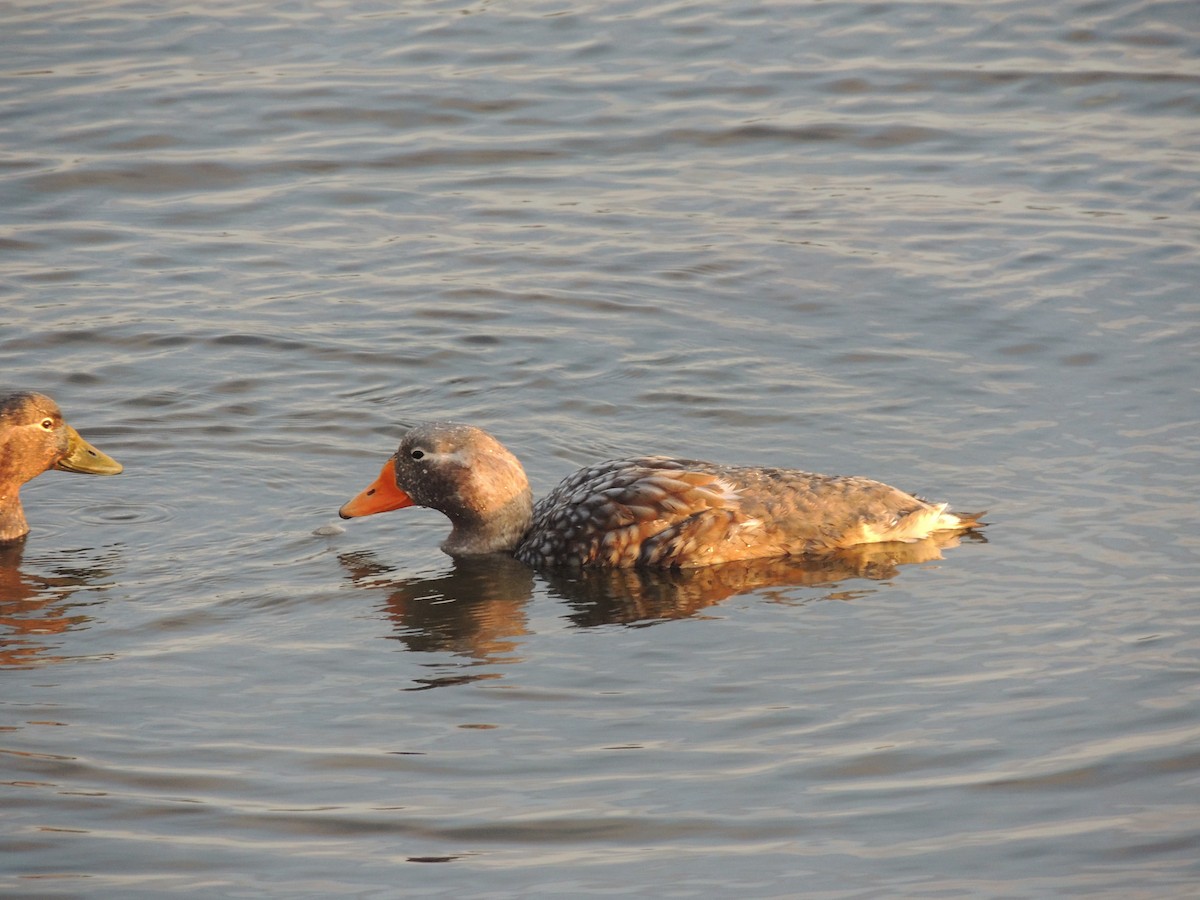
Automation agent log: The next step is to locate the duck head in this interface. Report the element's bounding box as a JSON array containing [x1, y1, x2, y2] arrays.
[[339, 422, 533, 557], [1, 391, 123, 542]]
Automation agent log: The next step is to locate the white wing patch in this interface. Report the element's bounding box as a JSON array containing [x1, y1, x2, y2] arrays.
[[710, 478, 741, 504]]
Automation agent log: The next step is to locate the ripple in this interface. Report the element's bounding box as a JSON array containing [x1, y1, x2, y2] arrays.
[[74, 503, 173, 527], [3, 0, 1197, 896]]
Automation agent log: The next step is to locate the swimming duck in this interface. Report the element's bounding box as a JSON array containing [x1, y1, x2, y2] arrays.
[[339, 422, 983, 568], [0, 391, 123, 542]]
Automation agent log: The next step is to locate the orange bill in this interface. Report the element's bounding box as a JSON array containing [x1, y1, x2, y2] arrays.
[[339, 458, 415, 519]]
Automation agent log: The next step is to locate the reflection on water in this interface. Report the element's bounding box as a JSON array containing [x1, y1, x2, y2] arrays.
[[4, 0, 1196, 892], [339, 552, 535, 689], [0, 541, 119, 668], [551, 530, 985, 627], [339, 531, 981, 685]]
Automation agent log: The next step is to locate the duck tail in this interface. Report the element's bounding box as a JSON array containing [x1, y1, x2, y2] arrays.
[[939, 509, 987, 532]]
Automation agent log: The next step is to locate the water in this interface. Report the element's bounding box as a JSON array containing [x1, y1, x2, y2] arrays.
[[2, 0, 1198, 896]]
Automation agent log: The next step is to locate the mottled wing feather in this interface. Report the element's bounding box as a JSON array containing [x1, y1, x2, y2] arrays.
[[738, 467, 979, 553], [516, 457, 742, 567], [636, 508, 788, 567], [515, 456, 964, 569]]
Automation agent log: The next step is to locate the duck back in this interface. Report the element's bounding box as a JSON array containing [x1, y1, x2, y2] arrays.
[[514, 456, 969, 569]]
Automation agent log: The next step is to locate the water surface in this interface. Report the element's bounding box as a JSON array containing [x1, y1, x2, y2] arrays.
[[2, 0, 1198, 896]]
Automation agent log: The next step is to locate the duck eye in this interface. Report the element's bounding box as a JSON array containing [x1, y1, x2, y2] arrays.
[[40, 418, 55, 430], [410, 449, 425, 460]]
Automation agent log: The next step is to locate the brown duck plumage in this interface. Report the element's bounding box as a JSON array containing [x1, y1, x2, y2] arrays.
[[340, 422, 984, 569], [0, 391, 123, 542]]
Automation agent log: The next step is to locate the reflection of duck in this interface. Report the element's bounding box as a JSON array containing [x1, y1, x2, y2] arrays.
[[340, 422, 985, 568], [549, 530, 981, 627], [1, 392, 123, 542], [0, 540, 118, 667], [340, 551, 534, 658], [337, 530, 980, 684], [338, 552, 534, 688]]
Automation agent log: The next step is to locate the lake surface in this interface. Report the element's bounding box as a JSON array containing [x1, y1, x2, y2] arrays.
[[3, 0, 1198, 896]]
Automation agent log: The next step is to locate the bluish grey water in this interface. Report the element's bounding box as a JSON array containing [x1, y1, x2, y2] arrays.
[[2, 0, 1198, 896]]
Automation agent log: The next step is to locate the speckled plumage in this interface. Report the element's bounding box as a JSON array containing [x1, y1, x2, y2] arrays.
[[340, 422, 984, 569]]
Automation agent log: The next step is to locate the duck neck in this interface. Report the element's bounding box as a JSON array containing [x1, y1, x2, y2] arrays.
[[0, 434, 32, 541], [0, 490, 29, 543], [442, 485, 534, 557]]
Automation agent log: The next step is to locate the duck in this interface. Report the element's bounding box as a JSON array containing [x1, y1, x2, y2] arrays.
[[0, 391, 124, 542], [339, 422, 984, 569]]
